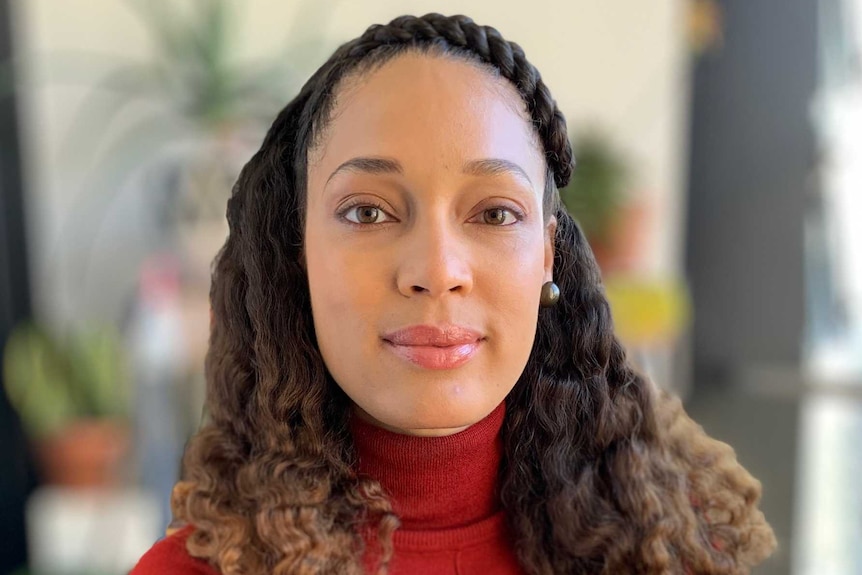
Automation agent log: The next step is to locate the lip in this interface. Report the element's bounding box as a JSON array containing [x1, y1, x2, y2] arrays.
[[382, 324, 484, 370]]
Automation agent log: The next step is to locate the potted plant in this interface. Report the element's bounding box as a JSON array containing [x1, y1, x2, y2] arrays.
[[3, 321, 130, 487], [558, 130, 648, 275], [61, 0, 334, 291]]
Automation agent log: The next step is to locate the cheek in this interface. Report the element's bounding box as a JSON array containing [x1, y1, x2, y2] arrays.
[[482, 233, 545, 302], [305, 234, 387, 356], [478, 234, 545, 349]]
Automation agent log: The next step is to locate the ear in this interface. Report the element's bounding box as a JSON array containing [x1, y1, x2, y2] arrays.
[[543, 215, 557, 282]]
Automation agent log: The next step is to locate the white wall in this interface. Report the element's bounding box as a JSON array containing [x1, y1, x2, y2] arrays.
[[10, 0, 690, 327]]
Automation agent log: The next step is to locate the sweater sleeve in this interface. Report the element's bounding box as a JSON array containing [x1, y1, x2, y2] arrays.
[[130, 525, 220, 575]]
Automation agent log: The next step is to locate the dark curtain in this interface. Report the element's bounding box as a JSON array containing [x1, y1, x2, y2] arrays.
[[685, 0, 817, 381], [0, 0, 38, 572]]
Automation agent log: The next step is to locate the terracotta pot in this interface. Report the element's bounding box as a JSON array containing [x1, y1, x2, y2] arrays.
[[33, 419, 129, 488], [591, 200, 652, 276]]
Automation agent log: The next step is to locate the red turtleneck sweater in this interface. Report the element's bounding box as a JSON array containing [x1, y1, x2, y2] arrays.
[[130, 401, 523, 574]]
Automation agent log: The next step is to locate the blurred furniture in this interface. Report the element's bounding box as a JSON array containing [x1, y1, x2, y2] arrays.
[[26, 487, 161, 575]]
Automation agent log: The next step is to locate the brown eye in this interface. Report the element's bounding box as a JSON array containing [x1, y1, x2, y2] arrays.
[[483, 207, 517, 225], [356, 206, 380, 223], [342, 203, 393, 225]]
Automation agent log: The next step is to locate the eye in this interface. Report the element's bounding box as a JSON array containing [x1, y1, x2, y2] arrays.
[[340, 202, 395, 225], [480, 207, 523, 226]]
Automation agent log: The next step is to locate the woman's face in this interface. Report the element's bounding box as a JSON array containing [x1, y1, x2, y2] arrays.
[[304, 53, 556, 437]]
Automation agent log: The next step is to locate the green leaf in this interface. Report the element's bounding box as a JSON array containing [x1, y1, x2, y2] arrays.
[[3, 323, 78, 437], [558, 131, 629, 243], [67, 326, 129, 418], [3, 321, 131, 436], [124, 0, 195, 64]]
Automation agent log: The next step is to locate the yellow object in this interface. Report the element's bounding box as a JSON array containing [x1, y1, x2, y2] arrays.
[[688, 0, 724, 55], [603, 276, 692, 347]]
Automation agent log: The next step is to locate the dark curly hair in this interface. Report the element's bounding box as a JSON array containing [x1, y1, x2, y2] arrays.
[[170, 13, 777, 574]]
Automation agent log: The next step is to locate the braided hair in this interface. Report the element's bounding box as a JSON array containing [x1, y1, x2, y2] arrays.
[[172, 13, 776, 574]]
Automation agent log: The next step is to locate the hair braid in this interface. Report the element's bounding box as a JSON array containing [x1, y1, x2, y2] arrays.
[[311, 14, 574, 189]]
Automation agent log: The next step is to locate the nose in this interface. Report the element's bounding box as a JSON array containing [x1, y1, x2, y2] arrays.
[[396, 218, 474, 299]]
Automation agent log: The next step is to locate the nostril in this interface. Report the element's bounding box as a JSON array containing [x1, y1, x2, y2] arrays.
[[405, 283, 466, 296], [410, 285, 462, 294]]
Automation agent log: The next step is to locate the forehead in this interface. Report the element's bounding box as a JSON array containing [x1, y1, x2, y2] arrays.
[[308, 52, 544, 180]]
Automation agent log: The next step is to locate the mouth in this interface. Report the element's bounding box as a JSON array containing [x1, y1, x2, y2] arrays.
[[381, 324, 485, 370], [382, 339, 483, 370]]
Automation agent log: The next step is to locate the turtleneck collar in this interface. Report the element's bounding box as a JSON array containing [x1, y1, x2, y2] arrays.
[[349, 401, 506, 530]]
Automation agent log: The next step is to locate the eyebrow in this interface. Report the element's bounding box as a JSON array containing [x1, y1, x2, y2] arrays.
[[325, 156, 533, 188], [326, 157, 403, 186], [462, 158, 533, 187]]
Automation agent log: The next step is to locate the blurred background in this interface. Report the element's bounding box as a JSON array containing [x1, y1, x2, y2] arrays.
[[0, 0, 858, 573]]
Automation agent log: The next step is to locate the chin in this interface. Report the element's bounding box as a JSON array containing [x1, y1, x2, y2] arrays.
[[382, 402, 492, 436]]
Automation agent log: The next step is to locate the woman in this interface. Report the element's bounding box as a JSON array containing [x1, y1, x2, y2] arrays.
[[132, 13, 777, 575]]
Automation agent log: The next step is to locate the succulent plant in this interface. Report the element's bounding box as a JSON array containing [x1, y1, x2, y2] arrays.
[[3, 322, 129, 439]]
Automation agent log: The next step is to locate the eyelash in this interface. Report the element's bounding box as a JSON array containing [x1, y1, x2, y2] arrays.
[[337, 200, 526, 227]]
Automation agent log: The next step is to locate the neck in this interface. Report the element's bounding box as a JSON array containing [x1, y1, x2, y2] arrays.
[[351, 407, 471, 437], [349, 401, 506, 530]]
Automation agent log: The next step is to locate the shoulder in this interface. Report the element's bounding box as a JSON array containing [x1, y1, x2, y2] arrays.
[[130, 525, 219, 575]]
